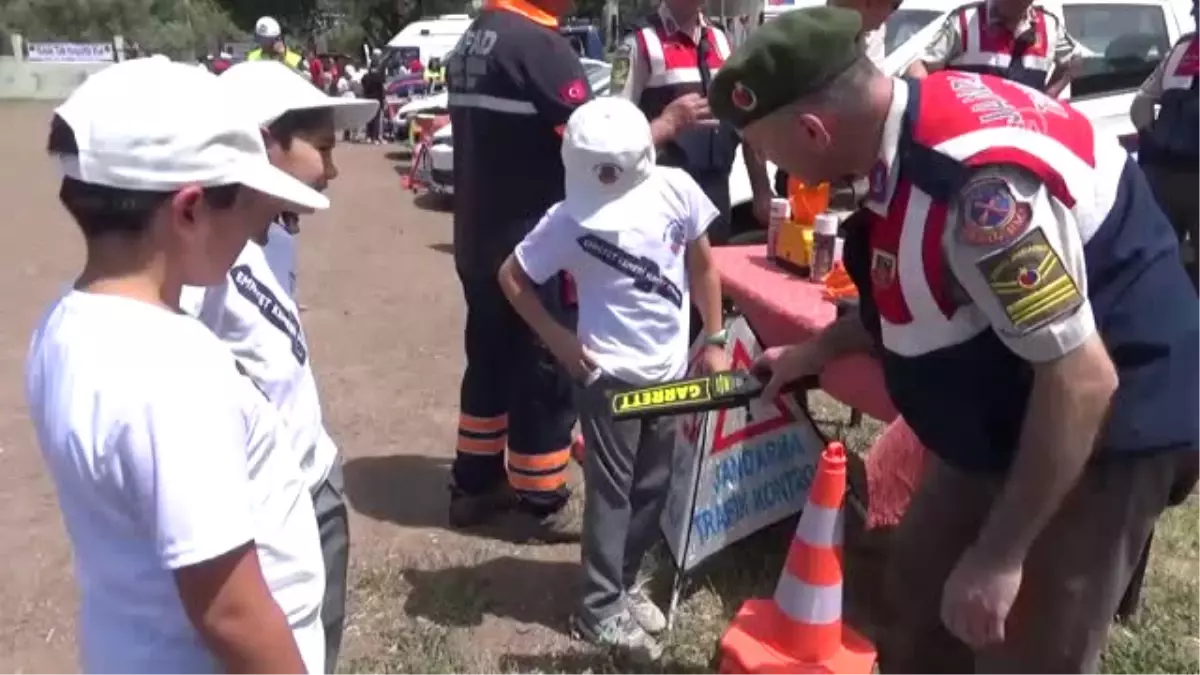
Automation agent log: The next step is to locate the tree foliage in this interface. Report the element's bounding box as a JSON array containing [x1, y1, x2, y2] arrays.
[[0, 0, 644, 62], [0, 0, 244, 57]]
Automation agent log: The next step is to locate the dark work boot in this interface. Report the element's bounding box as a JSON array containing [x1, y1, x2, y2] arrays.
[[502, 496, 580, 544], [448, 482, 518, 528]]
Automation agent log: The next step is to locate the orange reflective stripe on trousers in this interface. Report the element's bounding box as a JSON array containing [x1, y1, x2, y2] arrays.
[[506, 446, 571, 492], [457, 413, 507, 457]]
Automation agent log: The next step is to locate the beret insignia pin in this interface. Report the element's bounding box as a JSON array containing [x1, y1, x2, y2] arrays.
[[731, 82, 757, 112]]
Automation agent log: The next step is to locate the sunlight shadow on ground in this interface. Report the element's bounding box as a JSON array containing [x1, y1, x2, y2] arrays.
[[403, 555, 578, 633]]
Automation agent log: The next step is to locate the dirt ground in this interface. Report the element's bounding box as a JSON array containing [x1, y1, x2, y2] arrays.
[[0, 100, 1195, 675], [0, 99, 587, 672]]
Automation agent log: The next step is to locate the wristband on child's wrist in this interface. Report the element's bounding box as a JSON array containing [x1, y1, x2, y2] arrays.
[[704, 329, 729, 347]]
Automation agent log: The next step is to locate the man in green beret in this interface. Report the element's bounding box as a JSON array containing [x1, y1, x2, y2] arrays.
[[713, 6, 1199, 672]]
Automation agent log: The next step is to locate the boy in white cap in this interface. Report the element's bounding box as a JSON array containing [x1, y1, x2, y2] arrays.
[[25, 58, 330, 673], [497, 96, 728, 661], [181, 59, 379, 674]]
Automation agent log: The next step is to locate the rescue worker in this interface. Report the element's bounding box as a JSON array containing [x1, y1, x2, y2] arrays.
[[611, 0, 773, 241], [1130, 0, 1198, 287], [712, 8, 1198, 672], [444, 0, 591, 539], [247, 16, 306, 72], [906, 0, 1080, 97]]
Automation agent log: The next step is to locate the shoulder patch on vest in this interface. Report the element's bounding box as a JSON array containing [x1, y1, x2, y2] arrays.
[[974, 227, 1082, 333], [958, 176, 1030, 247], [611, 43, 632, 92]]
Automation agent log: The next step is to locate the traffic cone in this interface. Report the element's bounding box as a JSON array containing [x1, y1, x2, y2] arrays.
[[718, 441, 877, 674]]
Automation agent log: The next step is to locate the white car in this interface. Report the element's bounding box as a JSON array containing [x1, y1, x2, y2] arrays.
[[418, 59, 613, 195]]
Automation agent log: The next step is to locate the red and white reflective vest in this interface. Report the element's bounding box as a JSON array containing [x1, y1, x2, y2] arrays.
[[844, 72, 1194, 470], [632, 14, 737, 172], [947, 2, 1057, 91], [633, 16, 731, 92]]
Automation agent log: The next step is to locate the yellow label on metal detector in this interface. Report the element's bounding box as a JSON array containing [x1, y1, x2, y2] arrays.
[[610, 377, 714, 416]]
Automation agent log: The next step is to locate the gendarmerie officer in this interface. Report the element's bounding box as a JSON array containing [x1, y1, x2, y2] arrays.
[[906, 0, 1081, 97], [611, 0, 773, 242], [445, 0, 591, 540], [1131, 2, 1198, 287], [714, 8, 1198, 671]]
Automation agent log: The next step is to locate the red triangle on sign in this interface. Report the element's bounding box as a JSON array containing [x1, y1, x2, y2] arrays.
[[710, 339, 796, 454]]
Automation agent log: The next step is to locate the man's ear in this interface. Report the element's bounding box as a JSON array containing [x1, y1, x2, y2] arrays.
[[798, 112, 832, 149]]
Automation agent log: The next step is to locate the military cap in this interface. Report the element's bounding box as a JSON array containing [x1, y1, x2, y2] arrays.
[[710, 7, 863, 129]]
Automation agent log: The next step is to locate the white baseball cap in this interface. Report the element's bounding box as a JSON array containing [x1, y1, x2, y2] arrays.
[[255, 16, 282, 39], [561, 97, 657, 230], [219, 60, 380, 131], [53, 57, 328, 211]]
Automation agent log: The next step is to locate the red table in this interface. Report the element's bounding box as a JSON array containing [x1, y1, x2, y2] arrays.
[[712, 245, 898, 421], [713, 245, 924, 528]]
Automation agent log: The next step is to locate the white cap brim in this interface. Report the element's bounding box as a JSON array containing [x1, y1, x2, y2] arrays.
[[265, 97, 381, 131], [234, 160, 330, 212]]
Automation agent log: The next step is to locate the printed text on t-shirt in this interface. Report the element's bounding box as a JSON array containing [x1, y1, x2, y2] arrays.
[[231, 265, 308, 364]]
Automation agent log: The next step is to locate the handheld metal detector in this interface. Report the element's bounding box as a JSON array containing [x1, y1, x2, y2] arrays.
[[609, 370, 818, 421]]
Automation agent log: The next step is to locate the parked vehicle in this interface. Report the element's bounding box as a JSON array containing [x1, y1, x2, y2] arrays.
[[385, 14, 473, 68]]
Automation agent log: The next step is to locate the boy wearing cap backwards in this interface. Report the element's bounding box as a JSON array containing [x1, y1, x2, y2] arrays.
[[178, 60, 379, 673], [498, 97, 729, 661], [25, 58, 331, 673]]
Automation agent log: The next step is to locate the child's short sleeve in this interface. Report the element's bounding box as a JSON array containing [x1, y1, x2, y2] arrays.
[[513, 206, 574, 284], [673, 170, 720, 241]]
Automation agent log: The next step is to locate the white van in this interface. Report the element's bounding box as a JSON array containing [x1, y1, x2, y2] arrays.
[[386, 14, 473, 67]]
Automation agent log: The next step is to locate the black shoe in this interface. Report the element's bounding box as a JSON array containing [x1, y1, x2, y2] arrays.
[[448, 483, 518, 528]]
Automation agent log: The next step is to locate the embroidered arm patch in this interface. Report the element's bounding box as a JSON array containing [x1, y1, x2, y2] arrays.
[[974, 227, 1082, 333]]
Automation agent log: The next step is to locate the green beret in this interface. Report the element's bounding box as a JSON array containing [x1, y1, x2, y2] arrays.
[[710, 7, 863, 129]]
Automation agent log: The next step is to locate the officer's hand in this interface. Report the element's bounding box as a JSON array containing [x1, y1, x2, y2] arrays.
[[753, 343, 823, 400], [941, 546, 1023, 648], [664, 93, 720, 133]]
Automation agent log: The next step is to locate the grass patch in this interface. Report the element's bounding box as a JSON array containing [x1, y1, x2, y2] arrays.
[[344, 394, 1199, 674]]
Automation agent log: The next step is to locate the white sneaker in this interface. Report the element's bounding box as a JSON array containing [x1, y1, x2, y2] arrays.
[[572, 611, 663, 663], [626, 586, 668, 635]]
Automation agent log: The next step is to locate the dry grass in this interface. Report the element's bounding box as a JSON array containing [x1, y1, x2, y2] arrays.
[[344, 393, 1199, 674]]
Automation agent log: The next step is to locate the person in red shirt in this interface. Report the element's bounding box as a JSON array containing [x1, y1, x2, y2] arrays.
[[309, 55, 325, 88]]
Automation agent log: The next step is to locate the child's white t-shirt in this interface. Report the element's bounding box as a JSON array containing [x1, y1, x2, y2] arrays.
[[514, 166, 718, 385], [180, 237, 337, 493], [262, 220, 297, 297], [25, 291, 325, 674]]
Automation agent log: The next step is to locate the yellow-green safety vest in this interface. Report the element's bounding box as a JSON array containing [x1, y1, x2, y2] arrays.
[[246, 48, 303, 70]]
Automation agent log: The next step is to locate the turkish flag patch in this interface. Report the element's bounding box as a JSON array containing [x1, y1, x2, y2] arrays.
[[559, 78, 588, 105]]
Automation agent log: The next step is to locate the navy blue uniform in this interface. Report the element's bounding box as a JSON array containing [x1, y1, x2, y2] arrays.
[[445, 0, 590, 512]]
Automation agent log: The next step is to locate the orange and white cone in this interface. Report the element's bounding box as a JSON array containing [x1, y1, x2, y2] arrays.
[[718, 441, 877, 674]]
